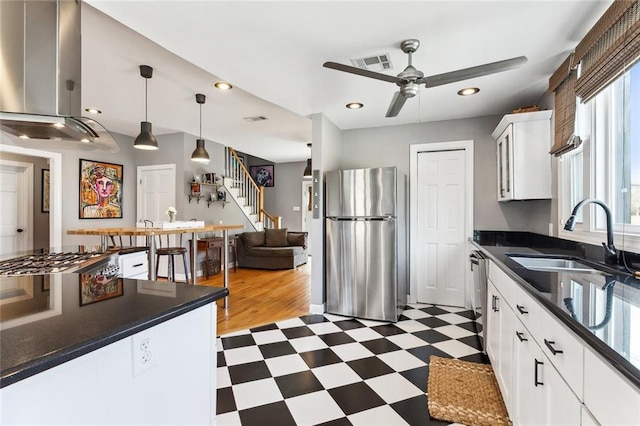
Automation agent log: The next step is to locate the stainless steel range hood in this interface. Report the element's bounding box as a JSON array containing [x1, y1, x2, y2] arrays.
[[0, 0, 117, 151]]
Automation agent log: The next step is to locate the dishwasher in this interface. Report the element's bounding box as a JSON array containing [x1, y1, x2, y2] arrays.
[[469, 250, 488, 353]]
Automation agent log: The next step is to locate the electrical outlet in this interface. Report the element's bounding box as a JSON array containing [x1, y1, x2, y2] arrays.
[[132, 330, 156, 377]]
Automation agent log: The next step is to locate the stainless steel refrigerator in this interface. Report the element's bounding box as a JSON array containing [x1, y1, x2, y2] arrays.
[[325, 167, 407, 322]]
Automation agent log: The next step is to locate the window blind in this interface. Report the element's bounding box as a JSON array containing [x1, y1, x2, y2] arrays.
[[574, 0, 640, 102], [549, 54, 580, 156]]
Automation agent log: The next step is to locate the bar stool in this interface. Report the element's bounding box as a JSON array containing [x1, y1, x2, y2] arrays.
[[155, 233, 190, 283]]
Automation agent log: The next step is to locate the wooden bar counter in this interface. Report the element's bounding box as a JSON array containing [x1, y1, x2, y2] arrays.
[[67, 224, 243, 306]]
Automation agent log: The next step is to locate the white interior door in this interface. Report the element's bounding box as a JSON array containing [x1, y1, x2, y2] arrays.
[[301, 180, 313, 255], [416, 149, 467, 306], [137, 164, 176, 224], [137, 164, 176, 275], [0, 161, 33, 255]]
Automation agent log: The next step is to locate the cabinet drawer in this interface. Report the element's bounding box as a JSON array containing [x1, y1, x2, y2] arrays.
[[119, 252, 148, 278], [539, 308, 584, 398], [488, 261, 514, 307], [584, 349, 640, 425], [511, 282, 540, 342]]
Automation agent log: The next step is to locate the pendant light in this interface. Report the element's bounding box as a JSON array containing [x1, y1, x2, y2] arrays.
[[191, 93, 210, 164], [303, 143, 312, 178], [134, 65, 159, 150]]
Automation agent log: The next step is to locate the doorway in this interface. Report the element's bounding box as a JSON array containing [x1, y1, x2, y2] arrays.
[[0, 160, 33, 255], [410, 141, 474, 308], [0, 144, 62, 251]]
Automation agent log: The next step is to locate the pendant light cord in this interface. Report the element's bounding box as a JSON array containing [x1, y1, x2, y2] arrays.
[[144, 77, 148, 122], [199, 103, 202, 138]]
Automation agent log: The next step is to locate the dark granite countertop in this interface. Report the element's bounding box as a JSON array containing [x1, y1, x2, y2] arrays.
[[0, 272, 228, 388], [472, 231, 640, 390]]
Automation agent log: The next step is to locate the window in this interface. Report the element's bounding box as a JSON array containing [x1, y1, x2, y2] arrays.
[[559, 60, 640, 244]]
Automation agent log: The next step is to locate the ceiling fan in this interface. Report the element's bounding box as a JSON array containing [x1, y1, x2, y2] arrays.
[[323, 39, 527, 117]]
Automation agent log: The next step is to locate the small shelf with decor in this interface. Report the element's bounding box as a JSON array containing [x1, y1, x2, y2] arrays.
[[188, 181, 228, 208]]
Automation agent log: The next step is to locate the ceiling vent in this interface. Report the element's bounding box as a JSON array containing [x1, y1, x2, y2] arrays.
[[350, 54, 393, 71], [243, 116, 268, 122]]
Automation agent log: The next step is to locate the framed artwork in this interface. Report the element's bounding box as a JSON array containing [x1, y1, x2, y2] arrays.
[[41, 169, 50, 213], [79, 159, 123, 219], [249, 164, 275, 187], [79, 274, 123, 306]]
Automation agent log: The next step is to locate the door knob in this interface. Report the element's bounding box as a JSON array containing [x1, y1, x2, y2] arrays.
[[17, 228, 24, 233]]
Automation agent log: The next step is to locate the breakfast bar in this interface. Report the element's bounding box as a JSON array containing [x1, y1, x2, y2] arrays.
[[67, 224, 243, 306]]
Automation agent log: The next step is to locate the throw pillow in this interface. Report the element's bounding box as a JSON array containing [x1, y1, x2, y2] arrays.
[[242, 232, 265, 248], [265, 228, 288, 247], [287, 233, 307, 248]]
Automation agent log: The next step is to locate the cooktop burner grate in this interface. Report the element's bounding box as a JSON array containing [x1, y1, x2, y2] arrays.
[[0, 252, 104, 275]]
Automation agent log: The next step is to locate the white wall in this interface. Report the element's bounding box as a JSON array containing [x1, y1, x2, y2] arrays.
[[310, 113, 342, 311], [0, 303, 217, 425]]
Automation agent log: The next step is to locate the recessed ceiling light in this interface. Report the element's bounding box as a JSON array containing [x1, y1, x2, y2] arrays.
[[214, 81, 233, 90], [346, 102, 364, 109], [19, 134, 29, 139], [52, 122, 65, 128], [80, 138, 90, 143], [458, 87, 480, 96], [85, 107, 102, 114]]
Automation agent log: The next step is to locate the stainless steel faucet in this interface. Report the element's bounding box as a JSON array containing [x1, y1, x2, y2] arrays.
[[564, 198, 617, 265]]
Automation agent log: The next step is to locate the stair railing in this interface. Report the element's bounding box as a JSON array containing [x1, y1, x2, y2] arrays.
[[225, 147, 282, 229]]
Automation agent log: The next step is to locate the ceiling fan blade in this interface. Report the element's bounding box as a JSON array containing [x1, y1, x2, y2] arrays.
[[420, 56, 528, 88], [386, 91, 408, 117], [323, 61, 403, 84]]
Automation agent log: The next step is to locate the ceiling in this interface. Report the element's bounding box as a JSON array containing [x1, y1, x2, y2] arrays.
[[82, 0, 612, 163]]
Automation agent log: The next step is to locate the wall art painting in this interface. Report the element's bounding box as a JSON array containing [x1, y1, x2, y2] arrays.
[[249, 164, 274, 187], [79, 159, 123, 219], [41, 169, 50, 213]]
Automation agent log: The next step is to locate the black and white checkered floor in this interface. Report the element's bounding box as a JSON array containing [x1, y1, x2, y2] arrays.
[[216, 304, 488, 425]]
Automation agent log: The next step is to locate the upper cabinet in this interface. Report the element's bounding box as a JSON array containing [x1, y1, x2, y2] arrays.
[[492, 110, 553, 202]]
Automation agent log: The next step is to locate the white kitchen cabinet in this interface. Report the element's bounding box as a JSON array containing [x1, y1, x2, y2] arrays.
[[487, 280, 515, 413], [539, 303, 584, 398], [119, 251, 149, 279], [584, 348, 640, 424], [486, 258, 640, 425], [492, 110, 552, 201], [513, 323, 542, 426]]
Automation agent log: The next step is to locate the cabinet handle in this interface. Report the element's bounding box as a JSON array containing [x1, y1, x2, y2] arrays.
[[133, 263, 143, 268], [492, 295, 499, 312], [534, 358, 544, 387], [515, 331, 528, 342], [516, 304, 528, 315], [544, 339, 564, 355]]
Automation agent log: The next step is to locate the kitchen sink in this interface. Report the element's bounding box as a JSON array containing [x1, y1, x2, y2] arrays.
[[507, 254, 605, 274]]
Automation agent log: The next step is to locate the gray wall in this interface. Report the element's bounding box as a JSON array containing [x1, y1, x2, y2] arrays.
[[340, 115, 550, 231], [263, 161, 307, 232], [1, 131, 139, 247], [0, 152, 50, 249]]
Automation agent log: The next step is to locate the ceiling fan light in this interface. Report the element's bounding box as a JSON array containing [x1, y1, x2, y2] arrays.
[[191, 139, 210, 163], [346, 102, 363, 109], [134, 121, 159, 150], [457, 87, 480, 96], [85, 107, 102, 114]]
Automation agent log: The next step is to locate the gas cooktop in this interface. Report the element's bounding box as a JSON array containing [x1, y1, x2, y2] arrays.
[[0, 251, 105, 275]]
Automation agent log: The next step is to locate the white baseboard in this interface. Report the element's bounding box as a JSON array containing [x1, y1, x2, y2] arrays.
[[309, 303, 325, 315], [407, 293, 416, 304]]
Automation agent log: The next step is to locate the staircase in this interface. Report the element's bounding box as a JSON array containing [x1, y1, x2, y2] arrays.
[[222, 147, 281, 231]]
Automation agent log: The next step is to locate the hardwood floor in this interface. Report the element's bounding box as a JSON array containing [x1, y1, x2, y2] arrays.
[[196, 259, 312, 336]]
